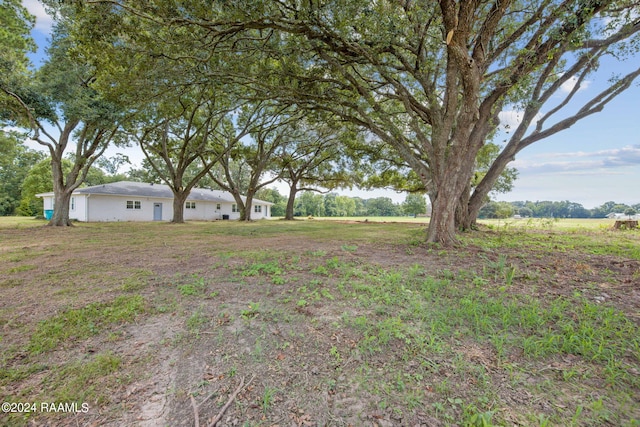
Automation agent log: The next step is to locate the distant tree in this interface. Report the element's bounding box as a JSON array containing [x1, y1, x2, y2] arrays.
[[295, 192, 325, 217], [479, 201, 514, 219], [0, 131, 45, 215], [18, 156, 116, 216], [566, 202, 591, 218], [255, 188, 286, 217], [335, 196, 356, 217], [518, 207, 533, 218], [324, 193, 338, 217], [126, 161, 163, 184], [19, 158, 68, 217], [591, 201, 617, 218], [625, 208, 637, 218], [402, 194, 427, 217], [366, 197, 401, 217], [352, 197, 367, 217], [276, 117, 359, 220], [613, 203, 632, 214], [95, 153, 130, 176]]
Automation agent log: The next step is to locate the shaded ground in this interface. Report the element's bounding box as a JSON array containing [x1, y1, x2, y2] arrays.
[[0, 220, 639, 426]]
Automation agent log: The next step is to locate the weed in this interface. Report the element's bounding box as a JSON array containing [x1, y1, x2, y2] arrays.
[[241, 302, 261, 319], [329, 346, 342, 364], [186, 309, 208, 334], [261, 386, 277, 413], [178, 274, 207, 296], [341, 244, 358, 252], [228, 366, 237, 377], [272, 274, 286, 285], [311, 265, 329, 275], [464, 408, 496, 427], [242, 260, 282, 277]]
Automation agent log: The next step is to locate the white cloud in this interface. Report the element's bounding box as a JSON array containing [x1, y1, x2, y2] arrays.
[[560, 75, 591, 93], [22, 0, 55, 34], [514, 144, 640, 175]]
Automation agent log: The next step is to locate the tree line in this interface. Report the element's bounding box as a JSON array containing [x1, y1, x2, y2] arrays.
[[260, 191, 427, 218], [2, 1, 639, 245], [479, 200, 640, 219]]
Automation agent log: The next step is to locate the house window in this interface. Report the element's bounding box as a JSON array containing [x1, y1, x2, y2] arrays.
[[232, 204, 238, 213], [126, 200, 141, 210], [254, 205, 262, 213], [216, 203, 221, 210], [186, 201, 196, 209], [71, 197, 75, 211]]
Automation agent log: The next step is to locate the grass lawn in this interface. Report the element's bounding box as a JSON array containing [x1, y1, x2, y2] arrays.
[[0, 218, 638, 426]]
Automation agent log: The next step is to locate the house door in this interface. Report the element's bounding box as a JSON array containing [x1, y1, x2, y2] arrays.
[[153, 203, 162, 221]]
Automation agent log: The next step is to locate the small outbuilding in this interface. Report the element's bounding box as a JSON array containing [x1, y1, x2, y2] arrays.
[[36, 181, 273, 222]]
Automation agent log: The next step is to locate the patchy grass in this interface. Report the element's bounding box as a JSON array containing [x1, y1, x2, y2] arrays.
[[28, 295, 146, 354], [0, 218, 638, 426]]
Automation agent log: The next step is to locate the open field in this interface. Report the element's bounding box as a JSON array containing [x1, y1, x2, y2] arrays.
[[312, 216, 619, 231], [0, 218, 639, 426], [0, 215, 624, 230]]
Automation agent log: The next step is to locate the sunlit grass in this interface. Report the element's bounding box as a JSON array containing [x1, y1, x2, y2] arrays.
[[0, 216, 47, 229]]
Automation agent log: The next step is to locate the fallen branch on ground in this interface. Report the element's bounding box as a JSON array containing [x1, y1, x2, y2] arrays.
[[196, 374, 255, 427]]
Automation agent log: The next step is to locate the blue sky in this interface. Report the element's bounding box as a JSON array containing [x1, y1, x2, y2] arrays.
[[21, 1, 640, 208]]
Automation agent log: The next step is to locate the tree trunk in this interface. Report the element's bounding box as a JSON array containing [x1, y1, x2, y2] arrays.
[[455, 182, 475, 231], [171, 190, 189, 223], [426, 189, 459, 245], [426, 150, 478, 245], [48, 190, 73, 226], [285, 182, 298, 220], [48, 156, 74, 226], [244, 194, 254, 221]]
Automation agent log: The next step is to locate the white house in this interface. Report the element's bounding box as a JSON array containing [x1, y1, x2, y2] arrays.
[[36, 181, 273, 222]]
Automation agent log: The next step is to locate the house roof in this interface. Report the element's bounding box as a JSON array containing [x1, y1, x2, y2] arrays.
[[38, 181, 273, 205]]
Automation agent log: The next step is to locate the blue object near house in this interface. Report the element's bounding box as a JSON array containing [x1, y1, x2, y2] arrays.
[[44, 210, 53, 220]]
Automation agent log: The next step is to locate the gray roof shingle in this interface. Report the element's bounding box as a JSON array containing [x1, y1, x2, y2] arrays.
[[73, 181, 271, 204]]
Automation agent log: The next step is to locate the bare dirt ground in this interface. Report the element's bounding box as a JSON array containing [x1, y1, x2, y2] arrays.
[[0, 221, 639, 426]]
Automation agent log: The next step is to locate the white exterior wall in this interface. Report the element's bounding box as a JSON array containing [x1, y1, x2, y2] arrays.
[[86, 195, 172, 221], [251, 203, 271, 219], [184, 201, 223, 221], [70, 195, 88, 221], [42, 196, 54, 211]]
